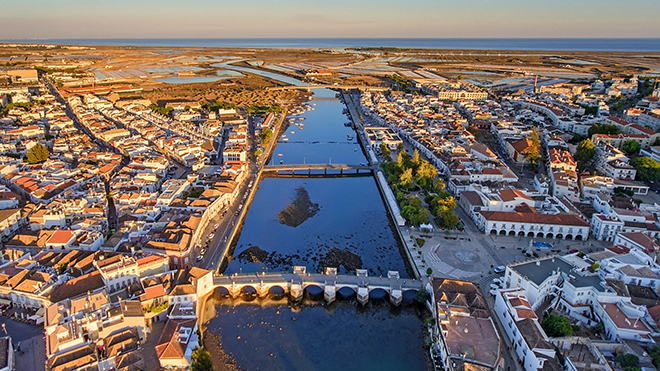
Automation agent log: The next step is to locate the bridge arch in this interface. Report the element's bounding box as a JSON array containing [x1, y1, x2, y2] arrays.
[[337, 286, 356, 298], [369, 288, 388, 300]]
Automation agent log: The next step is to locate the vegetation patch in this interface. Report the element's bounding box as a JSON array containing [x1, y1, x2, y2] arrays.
[[277, 187, 320, 227]]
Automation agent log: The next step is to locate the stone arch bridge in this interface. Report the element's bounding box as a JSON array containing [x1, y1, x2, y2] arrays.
[[213, 267, 422, 306]]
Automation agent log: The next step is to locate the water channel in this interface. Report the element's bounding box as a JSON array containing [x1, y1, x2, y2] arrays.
[[203, 62, 429, 370]]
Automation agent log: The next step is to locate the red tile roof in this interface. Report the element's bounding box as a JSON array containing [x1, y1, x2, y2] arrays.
[[47, 230, 75, 245]]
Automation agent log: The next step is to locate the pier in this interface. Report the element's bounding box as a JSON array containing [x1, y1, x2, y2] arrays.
[[213, 267, 423, 306]]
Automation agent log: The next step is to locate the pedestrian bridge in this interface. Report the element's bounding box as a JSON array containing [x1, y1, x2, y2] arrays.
[[262, 163, 373, 177], [213, 267, 422, 305]]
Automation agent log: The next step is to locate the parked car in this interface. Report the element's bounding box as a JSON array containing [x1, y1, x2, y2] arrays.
[[493, 265, 506, 274], [489, 283, 500, 290], [493, 278, 503, 285], [196, 255, 203, 262]]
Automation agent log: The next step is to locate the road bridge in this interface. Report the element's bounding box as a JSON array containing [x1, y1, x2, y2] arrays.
[[267, 85, 387, 92], [262, 163, 373, 177], [213, 267, 423, 306]]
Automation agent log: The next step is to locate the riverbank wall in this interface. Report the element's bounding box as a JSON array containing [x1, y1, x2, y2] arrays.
[[342, 91, 421, 280]]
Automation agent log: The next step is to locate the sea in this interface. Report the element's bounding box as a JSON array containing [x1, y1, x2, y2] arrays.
[[1, 38, 659, 52]]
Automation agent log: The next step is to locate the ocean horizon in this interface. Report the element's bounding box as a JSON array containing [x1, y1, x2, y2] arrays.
[[1, 38, 659, 52]]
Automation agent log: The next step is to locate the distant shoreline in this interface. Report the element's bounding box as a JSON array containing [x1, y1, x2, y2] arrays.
[[1, 38, 660, 52]]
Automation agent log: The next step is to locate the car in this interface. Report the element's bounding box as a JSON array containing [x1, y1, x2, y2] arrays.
[[214, 224, 219, 228], [196, 255, 203, 262], [200, 248, 207, 255], [493, 278, 503, 285], [569, 249, 579, 253], [489, 289, 498, 296], [209, 234, 215, 239], [489, 283, 500, 290], [493, 265, 506, 274]]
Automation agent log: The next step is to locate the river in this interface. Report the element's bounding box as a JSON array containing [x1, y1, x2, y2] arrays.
[[204, 63, 429, 371]]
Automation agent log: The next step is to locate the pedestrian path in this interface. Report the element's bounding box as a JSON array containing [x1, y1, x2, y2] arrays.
[[425, 249, 475, 279]]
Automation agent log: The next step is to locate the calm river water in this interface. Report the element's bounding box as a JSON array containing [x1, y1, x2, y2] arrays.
[[205, 66, 428, 370]]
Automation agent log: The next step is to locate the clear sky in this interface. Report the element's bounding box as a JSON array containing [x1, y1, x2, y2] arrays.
[[2, 0, 659, 39]]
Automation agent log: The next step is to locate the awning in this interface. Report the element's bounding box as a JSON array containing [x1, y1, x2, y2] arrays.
[[0, 298, 11, 306]]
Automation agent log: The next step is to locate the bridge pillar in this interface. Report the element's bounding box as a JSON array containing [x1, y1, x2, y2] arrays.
[[390, 289, 403, 306], [324, 281, 336, 303], [228, 282, 241, 298], [257, 282, 269, 298], [290, 281, 303, 302], [357, 287, 369, 305]]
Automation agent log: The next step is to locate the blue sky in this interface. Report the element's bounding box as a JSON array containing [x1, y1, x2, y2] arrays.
[[2, 0, 659, 39]]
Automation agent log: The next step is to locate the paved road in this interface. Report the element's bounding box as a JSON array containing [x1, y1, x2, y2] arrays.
[[0, 317, 46, 371]]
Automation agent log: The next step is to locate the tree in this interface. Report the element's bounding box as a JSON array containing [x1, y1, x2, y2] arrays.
[[26, 143, 50, 164], [426, 267, 433, 276], [397, 150, 410, 170], [541, 314, 573, 337], [588, 123, 621, 137], [433, 178, 446, 193], [574, 139, 596, 164], [412, 149, 422, 168], [467, 124, 479, 136], [415, 161, 437, 191], [522, 129, 541, 167], [399, 168, 414, 190], [622, 140, 642, 155], [616, 353, 639, 370], [379, 143, 390, 158], [438, 212, 459, 229], [631, 156, 660, 182], [191, 347, 214, 371]]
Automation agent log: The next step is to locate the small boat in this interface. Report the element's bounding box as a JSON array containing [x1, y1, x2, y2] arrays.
[[277, 153, 283, 157], [290, 131, 295, 134], [354, 148, 358, 152], [347, 135, 354, 140], [344, 122, 352, 127], [280, 160, 283, 164], [282, 138, 289, 142]]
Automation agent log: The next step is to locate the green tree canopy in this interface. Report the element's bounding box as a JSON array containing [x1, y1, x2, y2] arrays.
[[622, 140, 642, 155], [631, 156, 660, 182], [438, 212, 459, 229], [415, 161, 438, 191], [26, 142, 50, 164], [616, 353, 639, 370], [522, 128, 541, 167], [379, 143, 391, 158], [192, 347, 215, 371], [399, 168, 414, 190], [541, 314, 573, 337], [574, 139, 596, 164], [588, 123, 621, 137]]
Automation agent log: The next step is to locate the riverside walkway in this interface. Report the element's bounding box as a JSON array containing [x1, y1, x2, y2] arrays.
[[213, 267, 425, 305]]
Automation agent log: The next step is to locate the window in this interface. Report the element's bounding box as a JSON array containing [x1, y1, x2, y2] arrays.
[[173, 257, 178, 264]]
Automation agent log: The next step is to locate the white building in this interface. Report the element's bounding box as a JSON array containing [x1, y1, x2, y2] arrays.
[[478, 211, 589, 240], [494, 289, 561, 370]]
